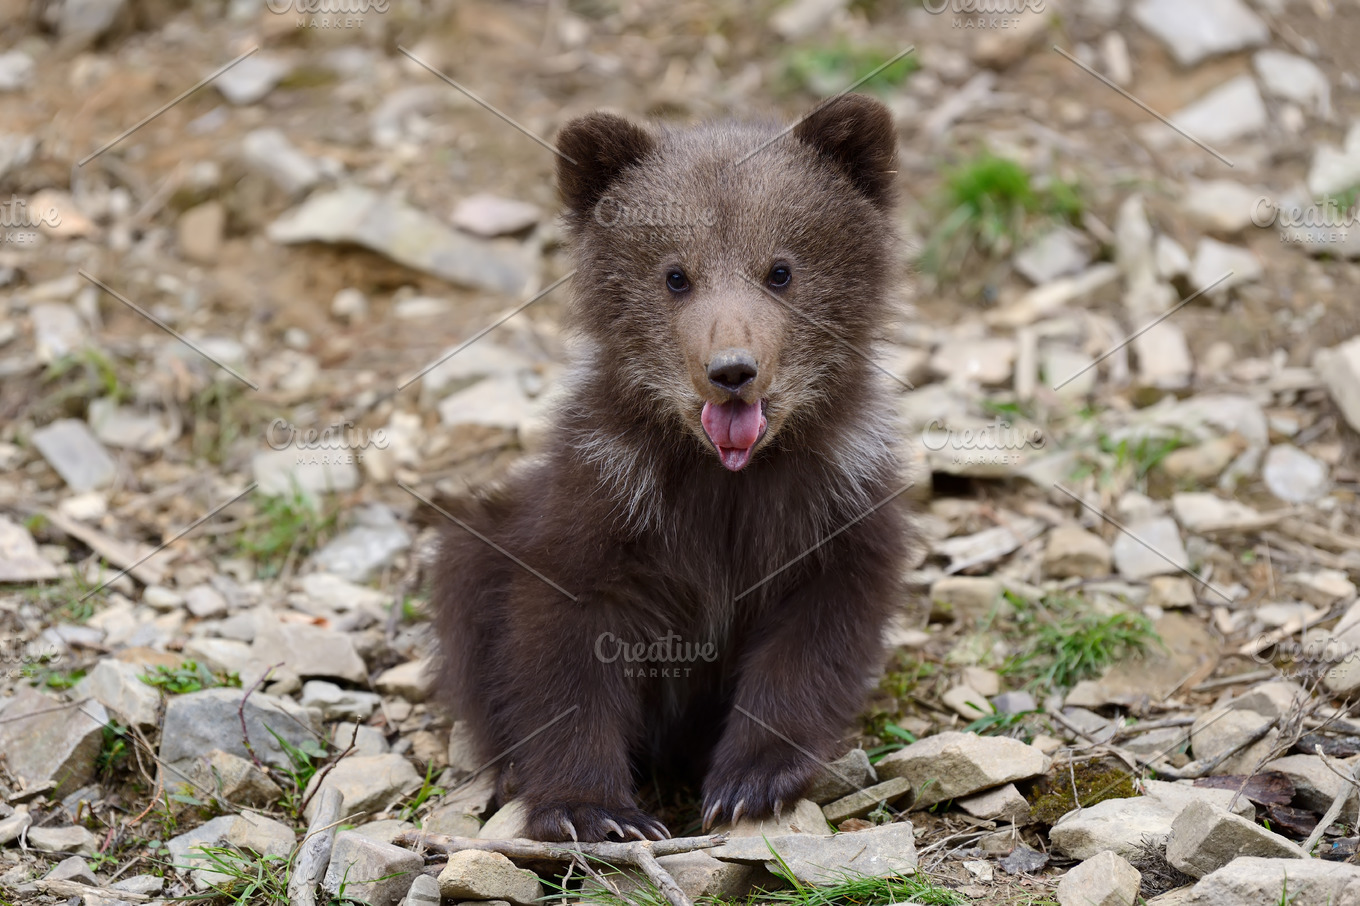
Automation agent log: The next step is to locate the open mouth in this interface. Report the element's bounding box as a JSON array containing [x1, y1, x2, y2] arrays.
[[700, 399, 768, 472]]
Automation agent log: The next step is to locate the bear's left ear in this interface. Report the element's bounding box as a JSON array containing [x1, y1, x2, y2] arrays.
[[793, 94, 897, 209], [556, 112, 657, 217]]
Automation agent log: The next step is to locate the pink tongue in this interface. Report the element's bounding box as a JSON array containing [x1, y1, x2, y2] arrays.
[[701, 400, 765, 470]]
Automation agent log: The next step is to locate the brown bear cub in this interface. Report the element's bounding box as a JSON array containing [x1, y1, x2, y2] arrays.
[[432, 94, 911, 843]]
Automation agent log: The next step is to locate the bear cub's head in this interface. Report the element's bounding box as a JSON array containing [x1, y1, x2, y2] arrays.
[[556, 95, 897, 473]]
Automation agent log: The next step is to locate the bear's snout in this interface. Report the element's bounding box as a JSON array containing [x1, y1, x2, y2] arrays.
[[706, 348, 758, 395]]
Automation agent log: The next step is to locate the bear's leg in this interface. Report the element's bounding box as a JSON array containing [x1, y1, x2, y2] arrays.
[[493, 589, 670, 842], [699, 561, 893, 827]]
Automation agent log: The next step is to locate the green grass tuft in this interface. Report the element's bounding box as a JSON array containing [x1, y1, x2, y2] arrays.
[[140, 659, 242, 695], [235, 487, 338, 579], [780, 42, 918, 96], [1003, 603, 1160, 692], [921, 152, 1084, 281]]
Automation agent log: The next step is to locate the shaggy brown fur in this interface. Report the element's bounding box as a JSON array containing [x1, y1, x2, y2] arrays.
[[432, 94, 911, 843]]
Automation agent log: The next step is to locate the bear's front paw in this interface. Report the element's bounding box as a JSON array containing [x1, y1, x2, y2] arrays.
[[524, 802, 671, 842], [700, 761, 816, 830]]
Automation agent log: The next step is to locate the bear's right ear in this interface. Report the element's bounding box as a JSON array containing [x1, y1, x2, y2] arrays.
[[555, 112, 656, 217]]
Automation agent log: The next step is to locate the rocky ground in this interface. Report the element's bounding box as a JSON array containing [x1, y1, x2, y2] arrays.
[[2, 0, 1360, 904]]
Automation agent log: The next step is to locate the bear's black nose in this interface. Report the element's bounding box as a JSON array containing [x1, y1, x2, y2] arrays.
[[707, 349, 758, 393]]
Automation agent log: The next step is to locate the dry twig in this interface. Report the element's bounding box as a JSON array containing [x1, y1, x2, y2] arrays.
[[391, 831, 729, 906]]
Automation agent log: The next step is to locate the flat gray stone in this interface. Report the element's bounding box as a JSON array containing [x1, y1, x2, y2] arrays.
[[27, 824, 97, 854], [403, 874, 441, 906], [1132, 0, 1267, 66], [0, 515, 59, 582], [242, 128, 322, 195], [174, 748, 283, 808], [1264, 754, 1356, 814], [373, 659, 431, 703], [1316, 333, 1360, 432], [1057, 849, 1142, 906], [1111, 516, 1188, 581], [215, 54, 291, 105], [875, 731, 1049, 808], [1188, 857, 1360, 904], [928, 576, 1005, 622], [711, 822, 917, 886], [821, 777, 912, 823], [451, 194, 541, 237], [1189, 238, 1263, 297], [88, 398, 178, 452], [956, 783, 1031, 824], [1043, 525, 1112, 579], [437, 375, 535, 430], [268, 186, 535, 296], [31, 303, 87, 360], [1050, 781, 1255, 860], [322, 831, 424, 906], [1180, 180, 1264, 234], [45, 856, 96, 885], [0, 688, 108, 796], [0, 50, 34, 91], [32, 419, 117, 492], [1014, 227, 1092, 285], [805, 750, 877, 805], [1190, 708, 1278, 776], [309, 504, 410, 583], [1140, 75, 1267, 148], [302, 754, 423, 823], [159, 687, 320, 774], [251, 614, 367, 683], [299, 680, 381, 720], [1263, 444, 1330, 504], [437, 850, 543, 905], [1253, 49, 1330, 115], [166, 812, 295, 889], [75, 659, 160, 729], [1166, 799, 1302, 878]]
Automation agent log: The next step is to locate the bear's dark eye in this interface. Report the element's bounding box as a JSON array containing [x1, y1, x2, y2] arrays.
[[766, 263, 792, 289], [666, 269, 690, 293]]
